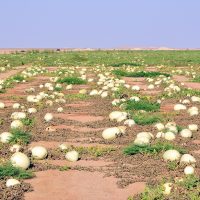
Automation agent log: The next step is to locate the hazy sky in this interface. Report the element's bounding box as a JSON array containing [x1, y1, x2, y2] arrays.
[[0, 0, 200, 48]]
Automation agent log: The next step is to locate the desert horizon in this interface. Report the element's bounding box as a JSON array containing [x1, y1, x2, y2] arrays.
[[1, 47, 200, 54]]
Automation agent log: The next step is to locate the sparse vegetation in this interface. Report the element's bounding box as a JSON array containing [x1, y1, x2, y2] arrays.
[[65, 93, 89, 100], [75, 146, 116, 157], [0, 163, 34, 179], [2, 50, 200, 67], [167, 161, 179, 171], [111, 62, 141, 67], [125, 100, 160, 112], [123, 142, 186, 155], [21, 117, 35, 127], [193, 76, 200, 82], [178, 175, 200, 190], [133, 113, 162, 125], [59, 166, 71, 171], [113, 70, 171, 77], [137, 175, 200, 200], [139, 184, 165, 200], [11, 74, 24, 82], [9, 129, 31, 144], [57, 77, 86, 84]]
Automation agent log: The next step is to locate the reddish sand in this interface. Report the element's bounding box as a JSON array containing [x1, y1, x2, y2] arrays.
[[64, 85, 90, 94], [192, 140, 200, 145], [123, 77, 163, 94], [0, 67, 26, 80], [47, 124, 104, 133], [29, 141, 116, 149], [54, 113, 104, 123], [141, 90, 161, 95], [25, 170, 145, 200], [123, 77, 146, 82], [37, 159, 113, 168], [160, 103, 174, 112], [0, 76, 50, 98], [145, 67, 157, 72], [173, 75, 200, 90], [173, 75, 190, 82], [183, 82, 200, 90], [123, 77, 149, 90], [65, 102, 94, 108], [46, 66, 58, 72], [193, 150, 200, 155], [0, 99, 16, 107]]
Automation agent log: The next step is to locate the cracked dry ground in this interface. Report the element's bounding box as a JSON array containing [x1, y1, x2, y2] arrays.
[[1, 66, 200, 200]]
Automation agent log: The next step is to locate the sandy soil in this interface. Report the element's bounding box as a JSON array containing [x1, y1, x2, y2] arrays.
[[0, 66, 200, 200]]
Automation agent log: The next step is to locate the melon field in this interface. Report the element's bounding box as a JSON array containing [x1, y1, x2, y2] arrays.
[[0, 50, 200, 200]]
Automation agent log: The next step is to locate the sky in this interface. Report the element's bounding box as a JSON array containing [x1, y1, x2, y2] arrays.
[[0, 0, 200, 48]]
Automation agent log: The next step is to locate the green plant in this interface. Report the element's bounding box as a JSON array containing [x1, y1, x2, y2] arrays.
[[0, 119, 4, 125], [111, 62, 141, 67], [113, 85, 128, 99], [12, 74, 24, 82], [167, 161, 179, 171], [65, 93, 88, 100], [35, 101, 46, 110], [178, 175, 200, 190], [187, 188, 200, 200], [133, 113, 162, 125], [75, 146, 115, 157], [0, 163, 34, 179], [59, 166, 71, 171], [140, 184, 165, 200], [21, 117, 35, 127], [177, 125, 184, 132], [113, 70, 171, 77], [71, 54, 88, 62], [54, 86, 63, 91], [10, 95, 24, 101], [9, 129, 31, 144], [123, 142, 186, 155], [137, 176, 200, 200], [193, 76, 200, 83], [57, 77, 87, 84], [0, 89, 5, 93], [125, 100, 160, 112]]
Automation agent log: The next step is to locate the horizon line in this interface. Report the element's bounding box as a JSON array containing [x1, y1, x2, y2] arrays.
[[1, 47, 200, 53]]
